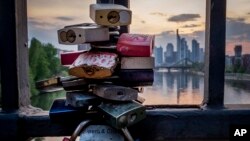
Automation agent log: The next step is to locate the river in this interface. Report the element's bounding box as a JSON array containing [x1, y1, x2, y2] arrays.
[[31, 70, 250, 110]]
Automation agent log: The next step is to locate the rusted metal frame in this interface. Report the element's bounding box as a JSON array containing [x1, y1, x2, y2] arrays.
[[203, 0, 227, 108]]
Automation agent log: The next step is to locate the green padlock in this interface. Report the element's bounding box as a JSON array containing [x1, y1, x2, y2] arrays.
[[93, 84, 138, 101], [66, 91, 101, 108], [98, 101, 146, 129]]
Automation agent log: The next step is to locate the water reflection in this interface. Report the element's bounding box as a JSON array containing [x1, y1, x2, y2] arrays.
[[224, 80, 250, 104], [142, 70, 250, 105], [142, 70, 204, 105], [31, 70, 250, 110], [31, 91, 65, 110]]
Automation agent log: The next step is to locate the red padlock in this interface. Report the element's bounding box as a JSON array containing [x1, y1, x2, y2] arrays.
[[117, 33, 155, 57], [62, 137, 70, 141], [60, 51, 85, 66]]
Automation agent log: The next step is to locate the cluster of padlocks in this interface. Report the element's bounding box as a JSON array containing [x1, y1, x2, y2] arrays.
[[48, 3, 155, 141]]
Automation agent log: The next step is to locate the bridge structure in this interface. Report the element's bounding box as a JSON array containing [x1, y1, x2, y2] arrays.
[[1, 1, 248, 141], [155, 58, 194, 70]]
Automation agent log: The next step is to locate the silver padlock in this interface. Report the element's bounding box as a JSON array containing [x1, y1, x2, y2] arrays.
[[80, 125, 126, 141], [62, 120, 93, 141], [63, 120, 135, 141]]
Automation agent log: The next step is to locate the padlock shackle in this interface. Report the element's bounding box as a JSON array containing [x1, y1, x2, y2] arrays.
[[70, 120, 92, 141], [122, 127, 134, 141]]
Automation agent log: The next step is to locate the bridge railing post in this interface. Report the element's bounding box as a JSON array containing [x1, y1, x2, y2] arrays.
[[202, 0, 226, 109]]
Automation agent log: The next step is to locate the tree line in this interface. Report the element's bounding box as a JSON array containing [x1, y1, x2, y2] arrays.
[[29, 38, 67, 96], [0, 38, 67, 102]]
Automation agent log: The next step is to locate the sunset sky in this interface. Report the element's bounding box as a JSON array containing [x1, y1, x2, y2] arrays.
[[27, 0, 250, 55]]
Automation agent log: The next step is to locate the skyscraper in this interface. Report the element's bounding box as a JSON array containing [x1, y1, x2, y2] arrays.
[[165, 43, 174, 64], [187, 49, 191, 60], [176, 29, 189, 61], [233, 45, 243, 67], [180, 38, 188, 60], [154, 46, 163, 66], [199, 48, 205, 63], [176, 29, 181, 61], [234, 45, 242, 58], [192, 39, 200, 62]]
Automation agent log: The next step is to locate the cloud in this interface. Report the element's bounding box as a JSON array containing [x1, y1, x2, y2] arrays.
[[157, 30, 175, 36], [55, 16, 75, 21], [28, 17, 58, 30], [168, 14, 201, 22], [150, 12, 167, 17], [155, 30, 176, 47], [226, 17, 250, 41], [227, 17, 245, 22], [28, 19, 77, 51], [181, 24, 201, 28]]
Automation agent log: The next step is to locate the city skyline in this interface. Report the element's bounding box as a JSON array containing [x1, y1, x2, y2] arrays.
[[27, 0, 250, 55], [154, 29, 204, 67]]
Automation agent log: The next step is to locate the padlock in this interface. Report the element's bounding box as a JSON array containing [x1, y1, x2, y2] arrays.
[[90, 45, 117, 53], [62, 137, 70, 141], [62, 138, 70, 141], [35, 77, 60, 90], [118, 69, 154, 87], [49, 99, 89, 122], [135, 95, 146, 104], [90, 4, 132, 26], [62, 120, 92, 141], [93, 84, 138, 101], [117, 33, 155, 57], [63, 23, 120, 32], [90, 31, 120, 47], [80, 125, 125, 141], [61, 78, 89, 91], [60, 51, 86, 66], [121, 127, 134, 141], [63, 120, 126, 141], [69, 52, 118, 79], [97, 101, 146, 129], [58, 23, 109, 45], [49, 99, 102, 122], [66, 91, 101, 108], [121, 57, 154, 69]]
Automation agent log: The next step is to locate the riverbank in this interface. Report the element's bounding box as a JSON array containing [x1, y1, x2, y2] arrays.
[[191, 71, 250, 81], [225, 73, 250, 81]]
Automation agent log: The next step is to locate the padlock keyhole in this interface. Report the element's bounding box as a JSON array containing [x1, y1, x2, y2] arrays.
[[117, 91, 124, 96], [130, 114, 137, 122]]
